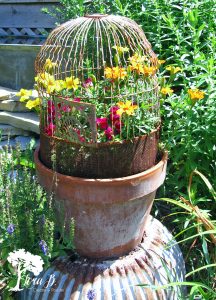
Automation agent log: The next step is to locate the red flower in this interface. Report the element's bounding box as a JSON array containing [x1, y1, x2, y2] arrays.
[[47, 100, 55, 112], [45, 123, 56, 136], [62, 105, 71, 112], [73, 128, 85, 143], [114, 120, 122, 134], [110, 113, 120, 123], [104, 126, 113, 140], [74, 97, 81, 102], [96, 117, 108, 130], [110, 106, 119, 115]]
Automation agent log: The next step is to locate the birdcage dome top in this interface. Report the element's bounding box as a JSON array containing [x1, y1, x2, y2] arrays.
[[35, 13, 161, 158], [35, 14, 158, 79]]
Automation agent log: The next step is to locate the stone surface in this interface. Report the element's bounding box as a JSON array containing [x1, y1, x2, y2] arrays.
[[0, 99, 29, 112], [0, 138, 16, 150], [0, 136, 39, 151], [15, 136, 36, 151], [0, 86, 17, 101], [0, 45, 40, 90], [0, 124, 30, 137], [0, 111, 39, 134]]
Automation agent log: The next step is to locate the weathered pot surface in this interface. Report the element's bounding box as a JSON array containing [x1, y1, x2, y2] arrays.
[[35, 148, 168, 259]]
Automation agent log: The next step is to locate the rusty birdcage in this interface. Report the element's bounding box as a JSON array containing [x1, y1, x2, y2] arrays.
[[36, 14, 161, 178]]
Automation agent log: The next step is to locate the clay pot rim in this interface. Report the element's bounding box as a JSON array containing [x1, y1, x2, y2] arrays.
[[35, 147, 168, 184]]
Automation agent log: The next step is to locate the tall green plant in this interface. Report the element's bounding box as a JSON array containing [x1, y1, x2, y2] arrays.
[[0, 144, 75, 296], [155, 170, 216, 298]]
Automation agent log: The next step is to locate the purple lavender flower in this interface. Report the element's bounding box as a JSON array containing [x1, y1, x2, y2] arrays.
[[87, 289, 96, 300], [7, 224, 15, 234], [39, 240, 48, 255]]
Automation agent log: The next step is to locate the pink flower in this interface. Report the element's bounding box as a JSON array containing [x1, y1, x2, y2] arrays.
[[104, 127, 113, 140], [96, 117, 108, 130], [114, 120, 122, 134], [45, 123, 56, 136], [110, 113, 120, 123], [73, 128, 85, 143], [73, 98, 84, 111], [110, 106, 119, 115], [47, 100, 55, 115], [62, 105, 71, 112], [73, 98, 81, 102], [82, 78, 93, 88]]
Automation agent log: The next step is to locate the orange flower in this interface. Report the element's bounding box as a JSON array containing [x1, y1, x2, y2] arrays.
[[105, 67, 127, 80], [188, 88, 205, 101], [116, 100, 138, 116], [143, 66, 157, 76]]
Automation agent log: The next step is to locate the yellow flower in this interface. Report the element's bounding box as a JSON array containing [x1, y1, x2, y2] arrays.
[[166, 65, 182, 74], [129, 53, 146, 64], [129, 62, 144, 74], [35, 73, 45, 84], [104, 67, 127, 80], [158, 59, 166, 65], [42, 73, 57, 94], [161, 86, 174, 95], [116, 100, 138, 116], [65, 76, 80, 90], [188, 88, 205, 101], [112, 45, 129, 54], [44, 59, 57, 72], [36, 72, 67, 93], [25, 98, 41, 109], [55, 80, 66, 92], [16, 89, 32, 102], [104, 67, 113, 79]]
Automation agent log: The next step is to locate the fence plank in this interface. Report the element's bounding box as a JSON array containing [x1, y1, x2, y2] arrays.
[[0, 1, 59, 3], [0, 3, 57, 28]]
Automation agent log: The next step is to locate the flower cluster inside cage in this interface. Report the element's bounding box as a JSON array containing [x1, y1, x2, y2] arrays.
[[35, 15, 161, 144]]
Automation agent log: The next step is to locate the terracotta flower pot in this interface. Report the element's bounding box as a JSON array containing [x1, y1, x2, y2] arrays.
[[35, 147, 168, 259]]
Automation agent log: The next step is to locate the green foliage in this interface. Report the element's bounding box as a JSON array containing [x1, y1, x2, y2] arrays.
[[160, 89, 216, 196], [156, 171, 216, 299], [0, 145, 75, 296]]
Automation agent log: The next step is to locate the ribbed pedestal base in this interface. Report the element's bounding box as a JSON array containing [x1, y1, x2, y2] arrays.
[[19, 217, 186, 300]]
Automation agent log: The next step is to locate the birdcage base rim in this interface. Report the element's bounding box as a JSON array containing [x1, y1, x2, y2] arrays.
[[39, 126, 160, 178]]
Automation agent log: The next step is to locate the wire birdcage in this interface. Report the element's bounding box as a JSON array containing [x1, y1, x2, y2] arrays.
[[36, 14, 161, 178]]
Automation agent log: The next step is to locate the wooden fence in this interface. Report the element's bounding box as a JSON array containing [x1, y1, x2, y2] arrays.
[[0, 0, 58, 44]]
